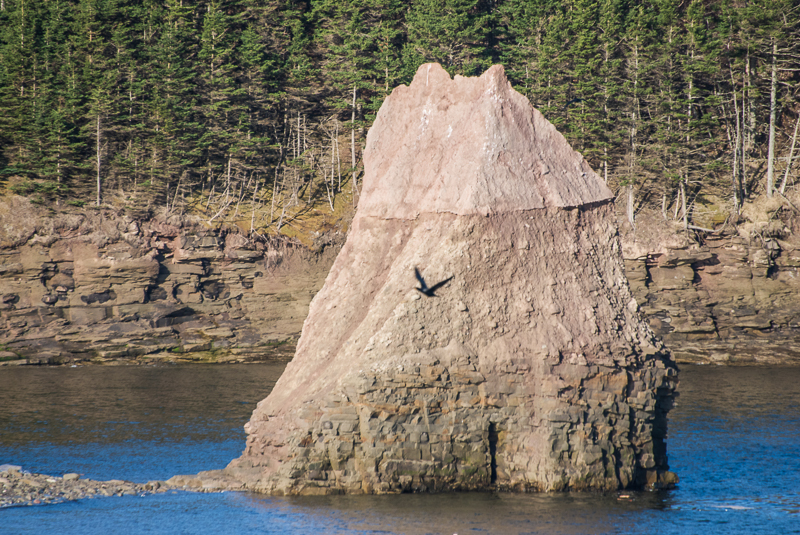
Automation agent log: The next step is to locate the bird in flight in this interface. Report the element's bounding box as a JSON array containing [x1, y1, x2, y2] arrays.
[[414, 267, 453, 297], [562, 97, 585, 111]]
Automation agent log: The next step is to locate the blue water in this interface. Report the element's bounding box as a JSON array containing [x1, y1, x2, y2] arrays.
[[0, 364, 273, 483], [1, 363, 799, 534]]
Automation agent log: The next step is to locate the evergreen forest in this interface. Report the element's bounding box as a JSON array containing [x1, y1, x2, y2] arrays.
[[1, 0, 798, 235]]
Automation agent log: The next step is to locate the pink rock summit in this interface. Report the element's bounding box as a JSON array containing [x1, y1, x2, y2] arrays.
[[360, 63, 612, 219], [217, 64, 678, 495]]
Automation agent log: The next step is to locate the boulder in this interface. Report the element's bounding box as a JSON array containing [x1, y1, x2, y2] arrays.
[[224, 64, 678, 495]]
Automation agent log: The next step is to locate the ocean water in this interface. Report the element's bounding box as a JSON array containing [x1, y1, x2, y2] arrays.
[[1, 363, 799, 534]]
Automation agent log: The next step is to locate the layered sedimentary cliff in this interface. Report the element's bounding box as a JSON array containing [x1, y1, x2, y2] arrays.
[[0, 197, 337, 364], [6, 193, 797, 368], [220, 64, 678, 495], [623, 207, 800, 365]]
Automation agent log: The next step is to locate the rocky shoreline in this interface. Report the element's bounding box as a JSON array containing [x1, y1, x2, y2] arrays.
[[1, 463, 664, 508], [621, 200, 800, 366], [0, 465, 174, 508]]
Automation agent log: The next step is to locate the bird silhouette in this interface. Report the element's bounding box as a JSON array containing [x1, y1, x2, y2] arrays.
[[414, 267, 453, 297], [562, 97, 585, 111]]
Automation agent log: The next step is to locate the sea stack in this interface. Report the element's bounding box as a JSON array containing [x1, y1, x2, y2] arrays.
[[226, 64, 678, 494]]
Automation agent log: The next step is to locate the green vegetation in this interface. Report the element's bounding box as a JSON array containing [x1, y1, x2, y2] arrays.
[[0, 0, 798, 232], [0, 342, 20, 361]]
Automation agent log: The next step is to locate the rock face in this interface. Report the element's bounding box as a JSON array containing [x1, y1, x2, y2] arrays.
[[0, 200, 336, 364], [225, 64, 678, 495], [623, 214, 800, 365], [358, 63, 610, 219]]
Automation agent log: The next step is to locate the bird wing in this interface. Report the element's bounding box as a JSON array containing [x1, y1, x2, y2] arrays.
[[414, 267, 427, 290], [428, 276, 454, 293]]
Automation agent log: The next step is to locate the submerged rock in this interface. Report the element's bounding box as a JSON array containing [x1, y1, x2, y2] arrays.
[[221, 64, 678, 494]]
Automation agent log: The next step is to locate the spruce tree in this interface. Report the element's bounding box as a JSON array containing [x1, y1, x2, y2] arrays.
[[0, 0, 40, 179], [402, 0, 496, 79]]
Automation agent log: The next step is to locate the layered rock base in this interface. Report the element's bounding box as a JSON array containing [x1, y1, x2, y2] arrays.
[[225, 208, 677, 494], [624, 213, 800, 364]]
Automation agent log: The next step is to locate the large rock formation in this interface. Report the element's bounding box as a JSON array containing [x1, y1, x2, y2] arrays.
[[224, 64, 679, 494]]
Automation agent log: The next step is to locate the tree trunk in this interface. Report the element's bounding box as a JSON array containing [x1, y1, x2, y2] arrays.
[[270, 113, 289, 226], [627, 184, 635, 230], [628, 45, 638, 226], [680, 180, 688, 231], [780, 113, 800, 195], [250, 182, 259, 233], [767, 39, 778, 198], [351, 84, 358, 196], [336, 121, 342, 191], [720, 97, 738, 213], [227, 154, 232, 192], [603, 43, 609, 185], [328, 126, 336, 210], [96, 114, 101, 207], [741, 71, 748, 197], [729, 69, 742, 212]]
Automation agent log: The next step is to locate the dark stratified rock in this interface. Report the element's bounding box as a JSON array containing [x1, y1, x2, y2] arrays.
[[208, 64, 679, 494], [0, 205, 339, 365], [622, 212, 800, 365]]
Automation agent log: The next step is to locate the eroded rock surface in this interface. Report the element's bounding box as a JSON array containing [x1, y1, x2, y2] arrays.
[[622, 214, 800, 365], [219, 64, 678, 495], [0, 202, 338, 364]]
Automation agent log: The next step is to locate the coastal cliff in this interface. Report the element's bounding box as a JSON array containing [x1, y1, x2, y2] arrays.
[[621, 199, 800, 365], [4, 196, 797, 367], [0, 196, 339, 364]]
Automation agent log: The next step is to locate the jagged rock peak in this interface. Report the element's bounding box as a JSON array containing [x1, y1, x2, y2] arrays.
[[359, 63, 612, 220]]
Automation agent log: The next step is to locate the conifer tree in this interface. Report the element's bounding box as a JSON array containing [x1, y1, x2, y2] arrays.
[[311, 0, 405, 200], [0, 0, 798, 221], [198, 0, 247, 197], [0, 0, 40, 177], [403, 0, 496, 79], [497, 0, 555, 102]]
